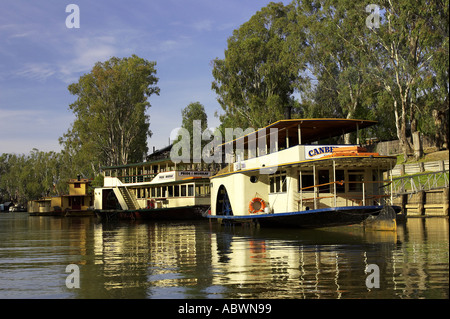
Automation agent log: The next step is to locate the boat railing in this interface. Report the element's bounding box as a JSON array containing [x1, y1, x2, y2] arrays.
[[118, 173, 156, 184], [113, 169, 219, 185], [298, 180, 393, 210]]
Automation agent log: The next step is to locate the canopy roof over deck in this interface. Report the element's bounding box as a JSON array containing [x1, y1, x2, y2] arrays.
[[101, 157, 171, 172], [218, 118, 377, 150]]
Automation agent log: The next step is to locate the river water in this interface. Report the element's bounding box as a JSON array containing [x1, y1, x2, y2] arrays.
[[0, 213, 448, 299]]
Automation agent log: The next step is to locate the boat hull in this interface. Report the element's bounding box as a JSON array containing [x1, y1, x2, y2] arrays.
[[29, 209, 95, 217], [206, 205, 401, 229], [95, 205, 209, 221]]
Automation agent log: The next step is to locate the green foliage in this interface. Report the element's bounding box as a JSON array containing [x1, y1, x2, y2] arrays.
[[212, 0, 448, 152], [0, 149, 108, 204], [173, 101, 210, 161], [181, 102, 208, 137], [61, 55, 160, 170], [0, 150, 63, 204], [212, 2, 306, 130]]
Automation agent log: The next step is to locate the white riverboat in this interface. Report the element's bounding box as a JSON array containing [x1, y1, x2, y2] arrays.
[[206, 119, 401, 229], [94, 154, 213, 221]]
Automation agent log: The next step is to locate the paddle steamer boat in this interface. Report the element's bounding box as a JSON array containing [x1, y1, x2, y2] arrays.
[[94, 154, 212, 221], [206, 119, 401, 229]]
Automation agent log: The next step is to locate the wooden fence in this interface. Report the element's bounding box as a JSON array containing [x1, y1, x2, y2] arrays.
[[388, 160, 449, 217], [390, 160, 449, 177]]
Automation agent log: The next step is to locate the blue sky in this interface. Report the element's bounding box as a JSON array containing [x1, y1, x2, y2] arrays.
[[0, 0, 288, 155]]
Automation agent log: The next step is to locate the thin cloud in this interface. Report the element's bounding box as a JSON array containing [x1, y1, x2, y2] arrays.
[[15, 63, 57, 82], [58, 37, 118, 83], [8, 36, 119, 84], [0, 108, 45, 119], [192, 19, 213, 32]]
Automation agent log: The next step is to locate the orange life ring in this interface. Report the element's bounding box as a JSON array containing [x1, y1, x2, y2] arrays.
[[249, 197, 265, 214]]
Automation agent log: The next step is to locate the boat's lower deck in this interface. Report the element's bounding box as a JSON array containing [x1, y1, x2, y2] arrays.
[[206, 205, 401, 229], [95, 205, 209, 221]]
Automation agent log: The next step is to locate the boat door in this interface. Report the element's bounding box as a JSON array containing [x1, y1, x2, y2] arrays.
[[216, 185, 233, 216], [71, 197, 82, 210]]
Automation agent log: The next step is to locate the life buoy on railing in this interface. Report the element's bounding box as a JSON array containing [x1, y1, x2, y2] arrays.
[[147, 199, 155, 209], [249, 197, 266, 214]]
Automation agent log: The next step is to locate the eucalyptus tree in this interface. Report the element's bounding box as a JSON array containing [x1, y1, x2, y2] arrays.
[[174, 101, 209, 163], [212, 2, 307, 130], [61, 55, 160, 170], [295, 0, 388, 143], [365, 0, 449, 158]]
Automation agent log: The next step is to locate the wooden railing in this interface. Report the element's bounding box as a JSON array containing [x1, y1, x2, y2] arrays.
[[298, 180, 392, 210]]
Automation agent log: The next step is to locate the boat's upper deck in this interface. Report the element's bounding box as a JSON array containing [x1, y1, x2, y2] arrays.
[[213, 118, 396, 176], [101, 157, 213, 186], [218, 118, 377, 150]]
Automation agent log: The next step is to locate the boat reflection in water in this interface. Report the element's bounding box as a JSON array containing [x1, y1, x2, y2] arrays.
[[1, 213, 446, 299], [208, 224, 400, 299], [72, 217, 448, 299]]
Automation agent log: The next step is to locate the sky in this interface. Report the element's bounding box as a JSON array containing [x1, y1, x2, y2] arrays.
[[0, 0, 289, 155]]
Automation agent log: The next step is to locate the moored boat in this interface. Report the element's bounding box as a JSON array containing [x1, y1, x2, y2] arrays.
[[205, 118, 401, 229], [28, 177, 94, 217], [93, 153, 214, 221]]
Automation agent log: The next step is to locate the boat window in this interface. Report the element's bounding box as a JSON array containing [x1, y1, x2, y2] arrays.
[[156, 187, 161, 198], [188, 184, 194, 196], [269, 171, 287, 193], [281, 173, 287, 192], [151, 187, 156, 198], [181, 185, 187, 196], [372, 171, 381, 194], [250, 176, 258, 183], [299, 171, 314, 192], [174, 185, 180, 197], [162, 186, 167, 197], [348, 170, 364, 192], [39, 202, 48, 208], [195, 185, 202, 196], [168, 186, 173, 197], [318, 170, 330, 193], [336, 170, 345, 193], [275, 176, 281, 192]]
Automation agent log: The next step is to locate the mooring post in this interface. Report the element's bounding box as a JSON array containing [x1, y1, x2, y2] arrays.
[[402, 194, 408, 217], [418, 191, 425, 216], [443, 188, 449, 216]]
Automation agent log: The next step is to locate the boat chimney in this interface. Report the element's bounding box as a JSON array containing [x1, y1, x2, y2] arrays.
[[284, 106, 292, 119], [77, 175, 81, 181]]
